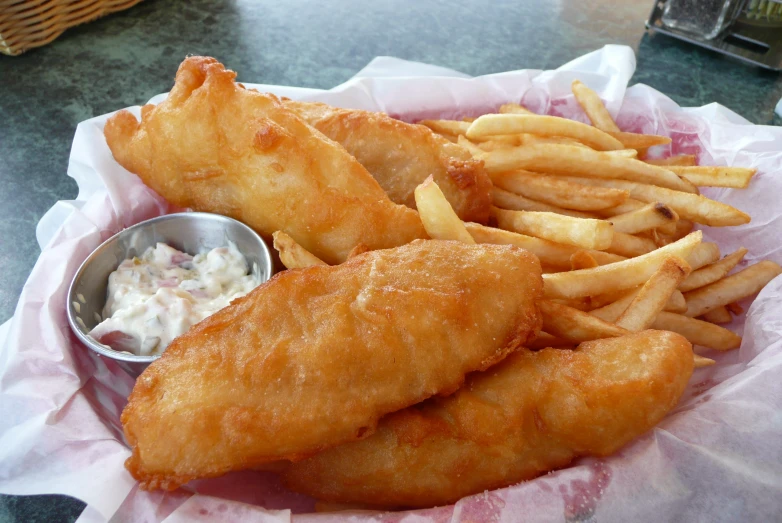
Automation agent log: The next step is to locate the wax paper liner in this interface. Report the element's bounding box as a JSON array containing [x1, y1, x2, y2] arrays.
[[1, 45, 781, 522]]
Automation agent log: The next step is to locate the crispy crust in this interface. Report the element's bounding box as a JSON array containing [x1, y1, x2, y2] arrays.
[[121, 240, 542, 490], [104, 56, 426, 264], [282, 330, 694, 508], [285, 100, 493, 224]]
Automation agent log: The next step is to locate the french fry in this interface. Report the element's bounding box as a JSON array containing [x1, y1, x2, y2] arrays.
[[543, 231, 702, 299], [684, 261, 782, 317], [673, 219, 694, 240], [667, 289, 688, 313], [571, 80, 620, 132], [589, 290, 637, 322], [687, 242, 721, 270], [604, 131, 672, 150], [571, 250, 599, 270], [466, 114, 624, 151], [585, 287, 638, 311], [457, 135, 489, 158], [693, 355, 716, 368], [475, 140, 503, 152], [462, 117, 476, 123], [492, 207, 614, 250], [590, 285, 686, 322], [605, 149, 638, 158], [419, 119, 470, 136], [667, 166, 757, 189], [462, 133, 578, 154], [646, 155, 697, 167], [462, 133, 532, 151], [650, 224, 677, 239], [483, 144, 698, 193], [465, 222, 624, 269], [491, 170, 629, 211], [414, 176, 475, 244], [652, 224, 676, 238], [652, 312, 742, 351], [615, 257, 691, 331], [437, 133, 459, 144], [595, 200, 676, 238], [521, 134, 588, 147], [272, 231, 328, 269], [499, 102, 534, 115], [680, 247, 748, 292], [476, 136, 524, 150], [648, 229, 671, 247], [592, 198, 645, 217], [609, 202, 679, 234], [649, 230, 716, 256], [539, 300, 628, 342], [491, 187, 596, 218], [649, 229, 673, 245], [726, 302, 744, 315], [553, 176, 750, 227], [585, 286, 681, 313], [702, 306, 732, 324], [568, 286, 648, 312], [605, 232, 658, 257], [550, 297, 594, 311]]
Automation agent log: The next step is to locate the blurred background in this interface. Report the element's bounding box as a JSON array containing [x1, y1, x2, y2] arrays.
[[1, 0, 779, 521]]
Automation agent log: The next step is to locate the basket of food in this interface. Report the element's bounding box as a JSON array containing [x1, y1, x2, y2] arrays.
[[0, 45, 781, 521], [0, 0, 143, 56]]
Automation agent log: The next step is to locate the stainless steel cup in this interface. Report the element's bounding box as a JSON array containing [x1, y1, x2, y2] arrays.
[[66, 212, 273, 376]]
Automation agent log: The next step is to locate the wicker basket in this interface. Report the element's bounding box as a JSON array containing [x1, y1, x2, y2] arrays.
[[0, 0, 143, 56]]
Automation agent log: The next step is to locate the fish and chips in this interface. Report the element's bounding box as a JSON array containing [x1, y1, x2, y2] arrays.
[[285, 100, 493, 223], [104, 57, 425, 264], [281, 330, 694, 508], [101, 57, 780, 509], [122, 239, 543, 490]]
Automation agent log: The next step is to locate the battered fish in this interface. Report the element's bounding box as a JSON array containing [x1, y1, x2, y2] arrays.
[[104, 57, 426, 264], [285, 100, 493, 223], [282, 330, 694, 508], [121, 240, 543, 490]]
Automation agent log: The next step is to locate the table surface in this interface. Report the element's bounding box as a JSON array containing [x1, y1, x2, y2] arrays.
[[1, 0, 780, 521]]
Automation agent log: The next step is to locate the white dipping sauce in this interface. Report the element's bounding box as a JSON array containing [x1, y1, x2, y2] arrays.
[[89, 242, 259, 356]]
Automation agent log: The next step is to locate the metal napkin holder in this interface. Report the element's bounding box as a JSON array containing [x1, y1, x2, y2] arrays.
[[647, 0, 782, 71]]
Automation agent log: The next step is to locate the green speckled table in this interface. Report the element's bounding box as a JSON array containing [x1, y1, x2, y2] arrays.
[[0, 0, 779, 521]]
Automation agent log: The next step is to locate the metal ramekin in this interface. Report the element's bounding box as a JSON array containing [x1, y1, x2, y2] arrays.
[[66, 212, 273, 376]]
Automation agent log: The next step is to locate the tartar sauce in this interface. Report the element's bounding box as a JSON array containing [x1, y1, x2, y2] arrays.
[[89, 242, 259, 356]]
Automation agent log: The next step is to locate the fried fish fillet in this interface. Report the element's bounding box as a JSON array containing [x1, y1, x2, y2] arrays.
[[285, 100, 493, 224], [282, 330, 694, 508], [121, 240, 543, 490], [104, 56, 426, 264]]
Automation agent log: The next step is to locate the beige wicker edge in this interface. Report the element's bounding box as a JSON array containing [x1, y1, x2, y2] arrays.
[[1, 0, 144, 56]]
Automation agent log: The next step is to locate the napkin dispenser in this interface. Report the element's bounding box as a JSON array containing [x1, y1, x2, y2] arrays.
[[647, 0, 782, 70]]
